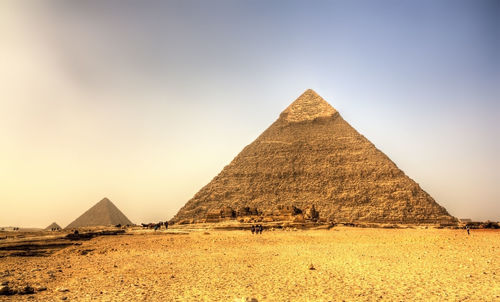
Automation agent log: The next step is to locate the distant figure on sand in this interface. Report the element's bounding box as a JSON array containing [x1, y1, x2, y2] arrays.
[[164, 221, 169, 230], [154, 222, 163, 231], [251, 225, 255, 234], [256, 224, 263, 234], [466, 225, 470, 235]]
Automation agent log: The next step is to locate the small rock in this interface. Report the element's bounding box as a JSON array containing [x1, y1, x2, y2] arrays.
[[57, 287, 69, 292], [1, 281, 8, 286], [37, 286, 47, 292], [61, 296, 67, 300], [20, 285, 35, 295], [80, 249, 93, 256], [0, 285, 15, 296], [309, 264, 316, 270]]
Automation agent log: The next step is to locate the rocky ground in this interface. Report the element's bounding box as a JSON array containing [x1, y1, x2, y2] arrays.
[[0, 227, 498, 301]]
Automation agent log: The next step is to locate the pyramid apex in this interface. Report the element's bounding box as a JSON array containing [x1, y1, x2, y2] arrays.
[[304, 88, 318, 94], [281, 89, 337, 122]]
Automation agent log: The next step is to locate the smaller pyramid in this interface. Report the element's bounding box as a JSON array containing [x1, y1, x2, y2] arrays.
[[65, 197, 133, 229], [45, 222, 61, 231]]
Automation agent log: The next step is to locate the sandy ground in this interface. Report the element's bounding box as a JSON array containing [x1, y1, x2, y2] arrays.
[[0, 227, 498, 301]]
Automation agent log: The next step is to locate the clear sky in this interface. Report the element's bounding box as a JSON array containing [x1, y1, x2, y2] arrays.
[[1, 1, 499, 228]]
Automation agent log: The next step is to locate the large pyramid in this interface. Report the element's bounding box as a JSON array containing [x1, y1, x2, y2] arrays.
[[173, 89, 456, 224], [66, 197, 133, 229]]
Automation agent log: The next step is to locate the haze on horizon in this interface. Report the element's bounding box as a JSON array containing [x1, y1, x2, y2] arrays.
[[1, 1, 498, 228]]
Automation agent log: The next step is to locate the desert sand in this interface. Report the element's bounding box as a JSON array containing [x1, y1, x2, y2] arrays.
[[0, 227, 498, 301]]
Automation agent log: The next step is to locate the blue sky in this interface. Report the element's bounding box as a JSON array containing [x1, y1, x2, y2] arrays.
[[1, 0, 499, 227]]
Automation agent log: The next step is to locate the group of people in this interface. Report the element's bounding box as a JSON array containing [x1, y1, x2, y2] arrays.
[[140, 221, 169, 231], [251, 224, 263, 234]]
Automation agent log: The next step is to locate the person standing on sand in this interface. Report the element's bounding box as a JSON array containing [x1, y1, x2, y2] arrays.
[[251, 225, 255, 234], [466, 225, 470, 235]]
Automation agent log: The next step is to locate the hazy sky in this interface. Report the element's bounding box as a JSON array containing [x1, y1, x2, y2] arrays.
[[1, 1, 499, 227]]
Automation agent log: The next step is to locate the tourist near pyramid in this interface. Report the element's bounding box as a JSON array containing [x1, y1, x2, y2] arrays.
[[45, 222, 61, 231], [173, 89, 456, 224], [66, 197, 133, 229]]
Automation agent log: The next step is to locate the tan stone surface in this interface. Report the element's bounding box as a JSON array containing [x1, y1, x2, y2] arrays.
[[0, 228, 498, 301], [174, 90, 456, 224]]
